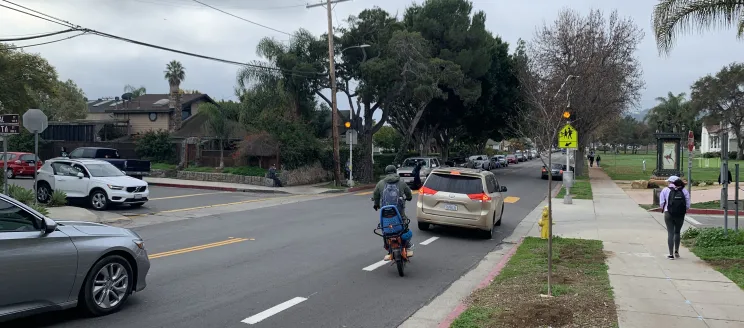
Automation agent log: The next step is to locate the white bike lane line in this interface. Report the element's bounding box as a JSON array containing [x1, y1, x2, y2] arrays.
[[241, 297, 308, 325], [361, 236, 441, 271]]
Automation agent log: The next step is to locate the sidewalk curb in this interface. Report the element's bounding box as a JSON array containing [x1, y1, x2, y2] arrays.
[[649, 207, 744, 216], [346, 184, 375, 193], [147, 182, 291, 194], [437, 238, 524, 328]]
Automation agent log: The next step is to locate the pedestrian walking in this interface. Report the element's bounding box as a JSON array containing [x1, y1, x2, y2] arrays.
[[268, 164, 282, 187], [658, 176, 690, 260], [411, 160, 423, 190], [588, 154, 595, 167], [595, 155, 601, 167]]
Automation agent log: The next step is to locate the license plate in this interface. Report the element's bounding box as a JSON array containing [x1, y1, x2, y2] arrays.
[[134, 194, 142, 199], [444, 204, 458, 211]]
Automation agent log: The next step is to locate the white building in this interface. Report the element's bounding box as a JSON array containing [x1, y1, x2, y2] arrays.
[[700, 123, 736, 154]]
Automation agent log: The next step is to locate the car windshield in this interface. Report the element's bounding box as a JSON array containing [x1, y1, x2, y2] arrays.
[[507, 155, 515, 158], [402, 158, 428, 167], [549, 164, 563, 170], [86, 163, 125, 177], [425, 173, 483, 194]]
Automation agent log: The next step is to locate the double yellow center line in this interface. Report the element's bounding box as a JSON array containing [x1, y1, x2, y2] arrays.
[[148, 237, 252, 260]]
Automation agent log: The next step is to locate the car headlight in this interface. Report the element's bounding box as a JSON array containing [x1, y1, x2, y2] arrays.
[[133, 239, 145, 250], [107, 184, 124, 190]]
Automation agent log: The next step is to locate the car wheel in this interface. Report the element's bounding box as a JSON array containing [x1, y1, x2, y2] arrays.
[[90, 189, 109, 211], [36, 182, 52, 203], [5, 168, 14, 179], [130, 203, 144, 208], [481, 214, 495, 239], [418, 221, 430, 231], [496, 207, 503, 226], [79, 255, 134, 316]]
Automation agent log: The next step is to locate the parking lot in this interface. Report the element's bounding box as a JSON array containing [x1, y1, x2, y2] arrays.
[[9, 177, 284, 216]]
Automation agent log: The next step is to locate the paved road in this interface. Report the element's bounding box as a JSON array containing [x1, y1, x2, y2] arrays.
[[6, 157, 555, 328], [687, 214, 744, 229], [9, 177, 282, 215]]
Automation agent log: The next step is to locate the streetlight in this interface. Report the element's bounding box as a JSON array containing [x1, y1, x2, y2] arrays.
[[339, 44, 371, 187]]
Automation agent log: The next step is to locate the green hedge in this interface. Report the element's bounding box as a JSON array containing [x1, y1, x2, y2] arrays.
[[703, 151, 738, 159]]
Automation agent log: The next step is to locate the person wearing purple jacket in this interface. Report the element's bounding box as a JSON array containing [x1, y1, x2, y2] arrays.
[[659, 176, 691, 259]]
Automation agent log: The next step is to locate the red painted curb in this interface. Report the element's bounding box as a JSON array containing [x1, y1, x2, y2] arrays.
[[437, 237, 525, 328], [648, 207, 744, 216], [148, 182, 239, 192]]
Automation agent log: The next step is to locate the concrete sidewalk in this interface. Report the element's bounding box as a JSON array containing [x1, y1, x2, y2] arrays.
[[144, 177, 344, 195], [534, 168, 744, 327]]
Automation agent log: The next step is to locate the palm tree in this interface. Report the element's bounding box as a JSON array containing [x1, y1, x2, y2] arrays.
[[123, 85, 147, 98], [653, 0, 744, 54], [164, 60, 186, 130], [645, 92, 697, 133]]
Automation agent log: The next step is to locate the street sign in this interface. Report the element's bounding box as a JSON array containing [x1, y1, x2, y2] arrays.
[[22, 108, 48, 133], [346, 129, 358, 145], [0, 125, 20, 134], [687, 130, 694, 152], [0, 114, 19, 124], [558, 124, 578, 149]]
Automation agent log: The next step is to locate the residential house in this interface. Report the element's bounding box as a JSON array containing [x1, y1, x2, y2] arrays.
[[701, 123, 728, 154], [84, 94, 216, 135]]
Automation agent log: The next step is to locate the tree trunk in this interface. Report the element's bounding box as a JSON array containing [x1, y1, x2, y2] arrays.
[[219, 140, 225, 169], [393, 105, 427, 164], [358, 132, 375, 183], [575, 147, 586, 178]]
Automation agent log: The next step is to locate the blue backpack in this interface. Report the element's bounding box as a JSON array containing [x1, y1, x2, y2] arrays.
[[381, 182, 404, 209]]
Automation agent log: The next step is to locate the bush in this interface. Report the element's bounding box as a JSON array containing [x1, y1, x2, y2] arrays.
[[8, 184, 35, 205], [48, 190, 67, 207], [29, 203, 49, 216], [135, 130, 176, 163], [222, 166, 268, 177], [687, 227, 744, 248]]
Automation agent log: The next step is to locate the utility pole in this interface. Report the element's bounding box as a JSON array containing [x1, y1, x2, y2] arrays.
[[307, 0, 351, 185]]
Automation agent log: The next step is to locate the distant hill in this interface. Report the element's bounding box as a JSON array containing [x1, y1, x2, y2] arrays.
[[628, 108, 650, 122]]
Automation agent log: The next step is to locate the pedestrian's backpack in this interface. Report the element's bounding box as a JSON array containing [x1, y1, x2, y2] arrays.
[[381, 182, 403, 209], [667, 187, 687, 216]]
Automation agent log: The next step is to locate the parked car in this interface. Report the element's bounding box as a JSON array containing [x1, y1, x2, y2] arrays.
[[0, 192, 150, 322], [68, 147, 150, 179], [506, 154, 518, 164], [416, 168, 507, 238], [519, 153, 528, 162], [493, 155, 508, 167], [396, 157, 442, 186], [445, 157, 468, 167], [0, 152, 42, 179], [468, 155, 491, 170], [541, 163, 565, 180], [36, 158, 149, 210]]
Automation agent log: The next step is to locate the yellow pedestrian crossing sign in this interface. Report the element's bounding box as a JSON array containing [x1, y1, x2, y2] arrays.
[[558, 124, 578, 149]]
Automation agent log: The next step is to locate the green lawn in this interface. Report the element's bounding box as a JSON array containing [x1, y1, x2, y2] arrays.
[[691, 200, 722, 209], [555, 179, 593, 199], [451, 237, 616, 328], [599, 152, 738, 182], [682, 228, 744, 289], [151, 162, 177, 170]]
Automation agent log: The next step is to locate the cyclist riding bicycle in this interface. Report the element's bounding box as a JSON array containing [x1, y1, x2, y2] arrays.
[[373, 165, 414, 260]]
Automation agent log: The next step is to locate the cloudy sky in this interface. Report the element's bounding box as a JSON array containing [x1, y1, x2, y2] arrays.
[[3, 0, 743, 115]]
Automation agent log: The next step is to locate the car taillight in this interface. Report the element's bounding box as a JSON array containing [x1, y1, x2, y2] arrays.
[[542, 168, 546, 172], [468, 193, 492, 201], [420, 186, 437, 195]]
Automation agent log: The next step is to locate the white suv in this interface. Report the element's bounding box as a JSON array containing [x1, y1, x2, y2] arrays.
[[36, 158, 149, 210]]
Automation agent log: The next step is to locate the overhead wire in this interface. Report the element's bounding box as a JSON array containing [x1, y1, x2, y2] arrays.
[[124, 0, 306, 11], [2, 32, 89, 50], [0, 28, 79, 42], [191, 0, 291, 36], [0, 0, 323, 78]]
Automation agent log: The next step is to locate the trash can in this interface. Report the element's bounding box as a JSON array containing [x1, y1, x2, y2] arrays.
[[652, 188, 661, 206]]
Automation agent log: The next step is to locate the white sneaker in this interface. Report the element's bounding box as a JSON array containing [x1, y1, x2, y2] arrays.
[[384, 254, 392, 261]]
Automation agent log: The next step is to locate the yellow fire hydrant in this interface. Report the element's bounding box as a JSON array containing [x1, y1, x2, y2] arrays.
[[538, 206, 554, 239]]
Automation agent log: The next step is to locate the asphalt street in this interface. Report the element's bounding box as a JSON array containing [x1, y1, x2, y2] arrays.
[[10, 177, 282, 215], [6, 156, 557, 328]]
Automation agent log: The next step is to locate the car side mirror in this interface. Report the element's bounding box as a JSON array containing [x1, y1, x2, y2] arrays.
[[77, 172, 84, 179], [43, 217, 57, 234], [500, 186, 508, 192]]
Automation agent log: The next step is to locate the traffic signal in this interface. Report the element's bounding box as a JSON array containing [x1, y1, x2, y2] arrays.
[[344, 121, 351, 129], [562, 110, 571, 119]]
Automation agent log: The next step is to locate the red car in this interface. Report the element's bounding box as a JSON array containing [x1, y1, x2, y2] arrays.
[[2, 152, 42, 179], [506, 154, 518, 164]]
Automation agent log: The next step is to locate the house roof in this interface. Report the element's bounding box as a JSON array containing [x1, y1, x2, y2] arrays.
[[103, 93, 215, 114], [87, 98, 121, 113], [705, 124, 721, 134]]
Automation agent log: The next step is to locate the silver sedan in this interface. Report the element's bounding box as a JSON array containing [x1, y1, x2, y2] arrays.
[[0, 194, 150, 322]]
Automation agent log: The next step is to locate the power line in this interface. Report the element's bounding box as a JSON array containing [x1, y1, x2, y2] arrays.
[[0, 29, 78, 42], [1, 32, 89, 50], [1, 0, 76, 28], [122, 0, 306, 11], [0, 1, 322, 78], [191, 0, 290, 36]]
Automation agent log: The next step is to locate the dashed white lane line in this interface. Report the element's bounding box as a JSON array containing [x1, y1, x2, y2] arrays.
[[241, 297, 307, 325], [420, 237, 439, 245], [363, 259, 390, 271]]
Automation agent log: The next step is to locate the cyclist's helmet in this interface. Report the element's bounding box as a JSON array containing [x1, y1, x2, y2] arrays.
[[385, 165, 397, 174]]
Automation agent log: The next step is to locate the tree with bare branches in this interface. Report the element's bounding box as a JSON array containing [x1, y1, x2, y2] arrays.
[[526, 9, 645, 176]]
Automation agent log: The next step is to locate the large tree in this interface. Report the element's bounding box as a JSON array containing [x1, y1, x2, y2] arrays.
[[526, 9, 644, 176], [645, 92, 700, 139], [164, 60, 186, 131], [123, 85, 147, 98], [0, 44, 57, 115], [691, 62, 744, 159], [32, 79, 88, 121], [653, 0, 744, 54]]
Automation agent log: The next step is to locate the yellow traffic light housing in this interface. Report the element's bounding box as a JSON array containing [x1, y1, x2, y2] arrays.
[[344, 121, 351, 128], [562, 111, 571, 119]]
